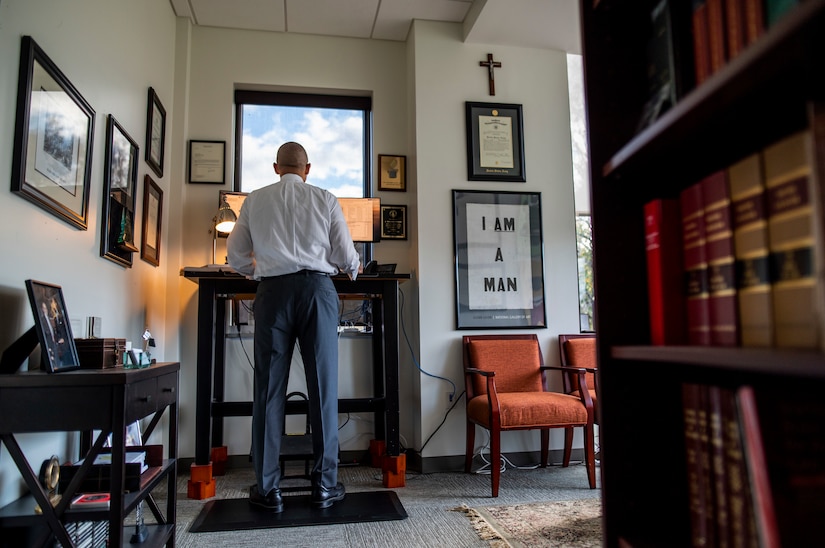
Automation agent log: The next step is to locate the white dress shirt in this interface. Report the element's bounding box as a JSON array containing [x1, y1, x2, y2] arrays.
[[227, 173, 360, 280]]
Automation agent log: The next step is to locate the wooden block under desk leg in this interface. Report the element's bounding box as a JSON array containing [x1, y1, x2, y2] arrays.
[[189, 462, 214, 483], [187, 478, 216, 499], [382, 454, 406, 488]]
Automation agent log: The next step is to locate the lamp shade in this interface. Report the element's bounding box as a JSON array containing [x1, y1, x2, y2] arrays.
[[214, 201, 237, 234]]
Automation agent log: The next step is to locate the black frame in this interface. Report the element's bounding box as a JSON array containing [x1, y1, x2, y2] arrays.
[[144, 87, 166, 178], [25, 279, 80, 373], [188, 140, 226, 184], [465, 101, 526, 182], [140, 175, 163, 267], [380, 204, 407, 240], [101, 114, 140, 267], [452, 190, 546, 329], [11, 36, 95, 230]]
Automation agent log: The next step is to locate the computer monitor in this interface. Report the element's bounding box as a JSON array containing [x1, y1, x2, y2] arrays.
[[337, 197, 381, 243]]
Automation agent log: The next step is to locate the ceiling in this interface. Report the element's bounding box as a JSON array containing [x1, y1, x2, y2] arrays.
[[168, 0, 582, 54]]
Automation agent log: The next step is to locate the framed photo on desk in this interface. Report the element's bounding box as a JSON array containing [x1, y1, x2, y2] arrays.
[[25, 279, 81, 372]]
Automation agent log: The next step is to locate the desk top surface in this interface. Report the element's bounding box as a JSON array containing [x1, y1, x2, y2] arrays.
[[181, 265, 409, 282], [0, 361, 180, 388]]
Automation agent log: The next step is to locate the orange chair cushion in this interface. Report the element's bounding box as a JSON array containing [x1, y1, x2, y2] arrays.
[[467, 339, 544, 395], [564, 338, 597, 393], [466, 392, 587, 428]]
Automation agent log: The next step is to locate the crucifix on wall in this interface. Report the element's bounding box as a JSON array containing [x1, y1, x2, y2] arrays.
[[479, 53, 501, 96]]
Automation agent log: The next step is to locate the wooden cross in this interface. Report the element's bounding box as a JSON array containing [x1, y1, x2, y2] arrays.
[[479, 53, 502, 96]]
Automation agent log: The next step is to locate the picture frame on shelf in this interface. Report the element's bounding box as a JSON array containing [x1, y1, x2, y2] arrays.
[[189, 140, 226, 184], [465, 101, 526, 182], [141, 175, 163, 267], [25, 279, 81, 373], [380, 204, 407, 240], [11, 36, 95, 230], [378, 154, 406, 191], [100, 114, 139, 268], [452, 190, 546, 329], [144, 87, 166, 178]]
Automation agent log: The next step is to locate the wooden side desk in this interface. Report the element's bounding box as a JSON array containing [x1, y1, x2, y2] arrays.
[[0, 362, 179, 547], [182, 267, 409, 466]]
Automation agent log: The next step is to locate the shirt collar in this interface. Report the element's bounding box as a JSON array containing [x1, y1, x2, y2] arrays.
[[279, 173, 304, 184]]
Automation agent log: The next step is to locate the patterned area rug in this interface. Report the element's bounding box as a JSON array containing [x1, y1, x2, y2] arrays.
[[455, 498, 602, 547]]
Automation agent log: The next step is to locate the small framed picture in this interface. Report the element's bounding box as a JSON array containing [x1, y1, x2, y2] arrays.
[[25, 279, 81, 373], [465, 102, 526, 182], [380, 204, 407, 240], [100, 114, 139, 267], [378, 154, 406, 191], [189, 140, 226, 184], [144, 87, 166, 178], [141, 175, 163, 267]]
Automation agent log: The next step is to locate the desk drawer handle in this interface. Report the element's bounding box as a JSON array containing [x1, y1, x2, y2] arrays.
[[141, 395, 153, 403], [163, 387, 175, 394]]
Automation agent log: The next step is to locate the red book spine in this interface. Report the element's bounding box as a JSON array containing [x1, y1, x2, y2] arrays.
[[702, 170, 739, 346], [743, 0, 766, 45], [645, 199, 687, 345], [681, 181, 712, 345], [692, 1, 713, 85], [724, 0, 746, 59], [707, 0, 728, 73]]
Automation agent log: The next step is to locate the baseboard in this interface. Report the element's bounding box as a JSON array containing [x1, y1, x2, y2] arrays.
[[178, 448, 587, 474]]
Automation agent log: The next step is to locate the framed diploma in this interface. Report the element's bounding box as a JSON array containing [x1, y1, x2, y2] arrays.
[[380, 204, 407, 240], [452, 190, 546, 329], [465, 102, 526, 182], [189, 140, 226, 184]]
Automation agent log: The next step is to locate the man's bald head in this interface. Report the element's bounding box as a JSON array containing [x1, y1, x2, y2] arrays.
[[274, 142, 310, 180]]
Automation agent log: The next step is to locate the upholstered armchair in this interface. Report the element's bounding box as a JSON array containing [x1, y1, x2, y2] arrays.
[[462, 334, 597, 497], [558, 333, 599, 465]]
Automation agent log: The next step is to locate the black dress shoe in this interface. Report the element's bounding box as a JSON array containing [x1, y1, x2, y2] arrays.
[[311, 482, 345, 508], [249, 486, 283, 512]]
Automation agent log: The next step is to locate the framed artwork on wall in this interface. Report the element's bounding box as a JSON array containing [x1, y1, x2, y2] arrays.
[[465, 101, 526, 182], [141, 175, 163, 267], [144, 87, 166, 178], [452, 189, 546, 329], [11, 36, 95, 230], [378, 154, 406, 191], [100, 114, 139, 267], [189, 140, 226, 184], [25, 279, 81, 373]]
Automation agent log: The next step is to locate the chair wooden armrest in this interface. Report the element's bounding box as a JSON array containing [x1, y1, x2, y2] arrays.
[[541, 366, 595, 412], [465, 367, 495, 377]]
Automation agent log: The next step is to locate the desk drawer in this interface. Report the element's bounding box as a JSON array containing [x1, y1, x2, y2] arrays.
[[156, 372, 178, 408], [126, 378, 157, 420]]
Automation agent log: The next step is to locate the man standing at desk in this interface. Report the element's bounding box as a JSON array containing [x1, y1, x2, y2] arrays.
[[227, 142, 360, 513]]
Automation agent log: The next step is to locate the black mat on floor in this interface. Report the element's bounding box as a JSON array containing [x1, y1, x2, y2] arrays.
[[189, 491, 407, 532]]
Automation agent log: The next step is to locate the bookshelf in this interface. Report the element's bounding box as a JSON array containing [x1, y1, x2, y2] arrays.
[[580, 1, 825, 546]]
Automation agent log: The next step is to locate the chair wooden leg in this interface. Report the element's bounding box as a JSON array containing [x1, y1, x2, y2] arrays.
[[540, 429, 549, 468], [584, 423, 596, 489], [563, 426, 573, 467], [465, 421, 476, 473], [490, 427, 501, 497]]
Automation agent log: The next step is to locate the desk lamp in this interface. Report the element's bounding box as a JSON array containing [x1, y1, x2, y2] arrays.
[[211, 196, 237, 264]]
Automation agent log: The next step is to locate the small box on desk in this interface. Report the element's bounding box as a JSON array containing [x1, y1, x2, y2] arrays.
[[74, 338, 126, 369]]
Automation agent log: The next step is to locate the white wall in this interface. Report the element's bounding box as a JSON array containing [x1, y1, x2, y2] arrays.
[[0, 0, 178, 506], [410, 21, 583, 458]]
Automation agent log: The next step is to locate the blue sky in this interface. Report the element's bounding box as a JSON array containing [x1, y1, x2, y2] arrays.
[[240, 105, 364, 197]]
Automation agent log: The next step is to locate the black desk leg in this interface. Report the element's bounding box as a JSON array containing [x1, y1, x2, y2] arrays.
[[195, 280, 217, 465]]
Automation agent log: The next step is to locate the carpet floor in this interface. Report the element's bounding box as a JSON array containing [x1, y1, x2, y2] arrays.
[[154, 460, 601, 547]]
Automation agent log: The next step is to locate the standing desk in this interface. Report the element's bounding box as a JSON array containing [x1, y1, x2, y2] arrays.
[[182, 267, 409, 469]]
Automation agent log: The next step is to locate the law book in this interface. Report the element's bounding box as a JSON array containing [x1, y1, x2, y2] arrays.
[[706, 0, 728, 74], [763, 130, 819, 348], [724, 0, 746, 60], [743, 0, 766, 45], [707, 386, 730, 546], [721, 386, 758, 548], [728, 154, 773, 347], [644, 198, 686, 345], [70, 492, 110, 510], [682, 383, 715, 547], [692, 0, 713, 85], [681, 180, 712, 345], [702, 170, 738, 346]]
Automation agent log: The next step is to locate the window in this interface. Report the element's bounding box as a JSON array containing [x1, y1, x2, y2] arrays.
[[234, 90, 371, 197]]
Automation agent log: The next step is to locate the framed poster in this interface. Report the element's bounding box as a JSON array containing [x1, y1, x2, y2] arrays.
[[25, 279, 81, 373], [465, 101, 526, 182], [380, 204, 407, 240], [141, 175, 163, 267], [189, 140, 226, 184], [144, 87, 166, 178], [378, 154, 406, 191], [11, 36, 95, 230], [452, 190, 546, 329], [100, 114, 139, 267]]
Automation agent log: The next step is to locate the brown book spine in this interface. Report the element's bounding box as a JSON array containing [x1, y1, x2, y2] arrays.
[[692, 1, 713, 85], [708, 386, 730, 546], [702, 170, 738, 346], [683, 383, 714, 547], [681, 181, 712, 345], [743, 0, 766, 45], [707, 0, 728, 73], [721, 387, 757, 548], [724, 0, 746, 59]]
